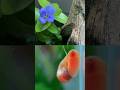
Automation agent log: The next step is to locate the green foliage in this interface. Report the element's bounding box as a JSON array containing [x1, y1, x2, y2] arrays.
[[35, 0, 68, 44], [35, 21, 51, 32], [35, 8, 40, 21], [38, 0, 49, 7], [36, 31, 62, 44], [55, 13, 68, 25], [53, 3, 62, 16]]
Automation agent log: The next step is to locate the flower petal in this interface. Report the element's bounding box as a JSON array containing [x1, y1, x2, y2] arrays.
[[39, 8, 47, 17], [46, 5, 56, 15], [39, 17, 47, 24], [47, 16, 54, 22]]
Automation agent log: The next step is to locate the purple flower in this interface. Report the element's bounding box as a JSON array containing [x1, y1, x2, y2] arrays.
[[39, 5, 56, 24]]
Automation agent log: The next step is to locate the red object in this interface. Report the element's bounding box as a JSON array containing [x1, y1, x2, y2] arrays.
[[85, 56, 107, 90], [57, 50, 80, 83]]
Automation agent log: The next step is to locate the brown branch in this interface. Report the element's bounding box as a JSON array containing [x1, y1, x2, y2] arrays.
[[62, 0, 85, 45]]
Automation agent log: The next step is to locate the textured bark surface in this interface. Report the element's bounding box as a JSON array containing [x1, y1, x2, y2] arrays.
[[86, 0, 120, 45], [63, 0, 85, 45]]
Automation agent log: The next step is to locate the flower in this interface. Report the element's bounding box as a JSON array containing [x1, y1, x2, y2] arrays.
[[39, 5, 56, 24]]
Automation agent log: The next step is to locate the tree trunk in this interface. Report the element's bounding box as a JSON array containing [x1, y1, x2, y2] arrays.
[[86, 0, 120, 45], [63, 0, 85, 45]]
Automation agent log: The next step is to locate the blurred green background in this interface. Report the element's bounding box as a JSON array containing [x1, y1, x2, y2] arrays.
[[35, 45, 84, 90]]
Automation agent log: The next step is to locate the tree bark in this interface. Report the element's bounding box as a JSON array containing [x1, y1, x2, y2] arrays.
[[86, 0, 120, 45], [63, 0, 85, 45]]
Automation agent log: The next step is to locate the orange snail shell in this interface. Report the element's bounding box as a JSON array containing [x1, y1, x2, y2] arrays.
[[57, 50, 80, 83]]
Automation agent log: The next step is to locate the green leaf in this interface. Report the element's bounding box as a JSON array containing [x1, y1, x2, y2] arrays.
[[52, 3, 62, 16], [38, 0, 49, 7], [55, 13, 68, 24], [48, 24, 62, 40], [35, 21, 43, 32], [56, 35, 62, 40], [48, 24, 59, 34], [35, 21, 51, 32], [35, 8, 40, 21], [36, 31, 54, 44], [42, 22, 51, 30]]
